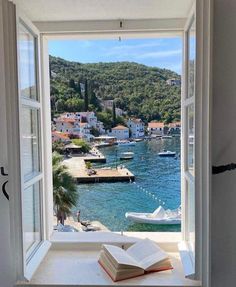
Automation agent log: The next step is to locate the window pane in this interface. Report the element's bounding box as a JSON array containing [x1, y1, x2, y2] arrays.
[[22, 182, 41, 254], [188, 18, 196, 99], [22, 107, 40, 180], [187, 104, 195, 175], [19, 23, 37, 100]]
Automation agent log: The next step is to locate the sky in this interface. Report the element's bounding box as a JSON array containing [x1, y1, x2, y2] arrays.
[[48, 37, 182, 75]]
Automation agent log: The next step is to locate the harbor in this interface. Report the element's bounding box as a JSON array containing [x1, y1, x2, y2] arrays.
[[75, 137, 181, 232]]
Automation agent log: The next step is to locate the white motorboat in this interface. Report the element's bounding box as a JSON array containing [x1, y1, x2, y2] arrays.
[[158, 150, 176, 157], [94, 141, 110, 148], [120, 152, 134, 160], [117, 140, 136, 146], [125, 206, 181, 225]]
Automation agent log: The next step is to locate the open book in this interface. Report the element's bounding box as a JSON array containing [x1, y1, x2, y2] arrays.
[[98, 238, 173, 281]]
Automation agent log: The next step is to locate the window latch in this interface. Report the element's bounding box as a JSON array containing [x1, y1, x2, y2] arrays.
[[212, 163, 236, 174]]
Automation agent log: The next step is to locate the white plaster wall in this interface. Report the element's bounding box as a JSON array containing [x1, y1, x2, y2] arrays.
[[0, 1, 13, 286], [211, 1, 236, 286]]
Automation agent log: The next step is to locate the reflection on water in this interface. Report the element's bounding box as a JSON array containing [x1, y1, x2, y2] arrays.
[[76, 138, 181, 232]]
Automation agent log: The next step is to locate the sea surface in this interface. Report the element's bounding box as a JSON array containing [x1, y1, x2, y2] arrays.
[[75, 137, 181, 232]]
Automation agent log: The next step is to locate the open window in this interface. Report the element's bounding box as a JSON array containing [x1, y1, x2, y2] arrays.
[[4, 0, 210, 285], [6, 3, 51, 281]]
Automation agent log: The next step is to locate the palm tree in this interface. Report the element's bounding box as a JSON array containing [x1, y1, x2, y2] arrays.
[[52, 152, 78, 225]]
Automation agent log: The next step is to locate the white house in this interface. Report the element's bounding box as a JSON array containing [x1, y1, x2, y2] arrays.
[[55, 117, 75, 133], [127, 118, 145, 138], [60, 111, 98, 128], [110, 125, 129, 140], [168, 122, 181, 135], [54, 112, 104, 140], [147, 122, 165, 136]]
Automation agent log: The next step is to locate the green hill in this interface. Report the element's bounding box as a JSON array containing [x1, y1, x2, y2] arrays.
[[49, 56, 181, 123]]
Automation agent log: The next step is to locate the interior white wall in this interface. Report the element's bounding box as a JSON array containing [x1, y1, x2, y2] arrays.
[[0, 1, 13, 286], [211, 1, 236, 287]]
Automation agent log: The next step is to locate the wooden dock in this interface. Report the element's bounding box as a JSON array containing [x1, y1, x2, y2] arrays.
[[75, 167, 135, 183], [63, 150, 135, 184]]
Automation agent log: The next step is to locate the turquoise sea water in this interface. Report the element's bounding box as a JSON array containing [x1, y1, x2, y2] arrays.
[[75, 138, 181, 232]]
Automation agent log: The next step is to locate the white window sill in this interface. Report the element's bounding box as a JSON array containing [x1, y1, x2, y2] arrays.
[[16, 232, 201, 287]]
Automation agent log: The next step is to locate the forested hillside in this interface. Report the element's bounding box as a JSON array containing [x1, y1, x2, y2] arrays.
[[50, 56, 181, 123]]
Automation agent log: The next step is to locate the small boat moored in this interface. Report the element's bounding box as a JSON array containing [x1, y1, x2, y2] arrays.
[[158, 150, 176, 157], [120, 152, 134, 160], [125, 206, 181, 225]]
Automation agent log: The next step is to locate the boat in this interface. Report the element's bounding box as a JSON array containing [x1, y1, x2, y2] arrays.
[[120, 152, 134, 160], [134, 138, 143, 142], [158, 150, 176, 157], [125, 206, 181, 225], [117, 140, 136, 146], [94, 142, 110, 148]]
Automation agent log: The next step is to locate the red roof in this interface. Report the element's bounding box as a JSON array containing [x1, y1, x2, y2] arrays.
[[58, 118, 75, 123], [112, 125, 129, 130], [148, 122, 164, 128], [130, 118, 143, 123], [52, 131, 70, 140]]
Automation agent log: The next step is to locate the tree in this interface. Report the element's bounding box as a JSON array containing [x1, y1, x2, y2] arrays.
[[52, 141, 65, 154], [97, 111, 113, 130], [84, 79, 89, 111], [77, 81, 82, 97], [52, 152, 78, 225], [49, 56, 181, 123], [72, 139, 90, 153], [112, 101, 116, 127], [55, 99, 65, 112], [90, 126, 100, 137], [68, 79, 76, 90], [90, 90, 101, 111], [65, 97, 84, 112]]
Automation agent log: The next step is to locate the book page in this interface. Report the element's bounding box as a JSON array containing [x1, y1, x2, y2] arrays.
[[127, 239, 163, 261], [103, 244, 141, 269], [139, 253, 170, 271]]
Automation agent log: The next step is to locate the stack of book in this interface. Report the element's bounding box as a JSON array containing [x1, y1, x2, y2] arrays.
[[98, 238, 173, 282]]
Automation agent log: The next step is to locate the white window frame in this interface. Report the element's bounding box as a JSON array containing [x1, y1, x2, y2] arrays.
[[6, 4, 51, 282], [5, 0, 211, 285]]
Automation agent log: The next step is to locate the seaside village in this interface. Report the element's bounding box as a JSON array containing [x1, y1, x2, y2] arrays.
[[51, 99, 181, 231], [52, 99, 181, 145]]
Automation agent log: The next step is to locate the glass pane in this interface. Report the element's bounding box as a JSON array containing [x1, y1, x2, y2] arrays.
[[186, 180, 195, 252], [187, 18, 196, 99], [187, 104, 195, 175], [22, 182, 41, 253], [19, 23, 37, 100], [22, 107, 40, 180]]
